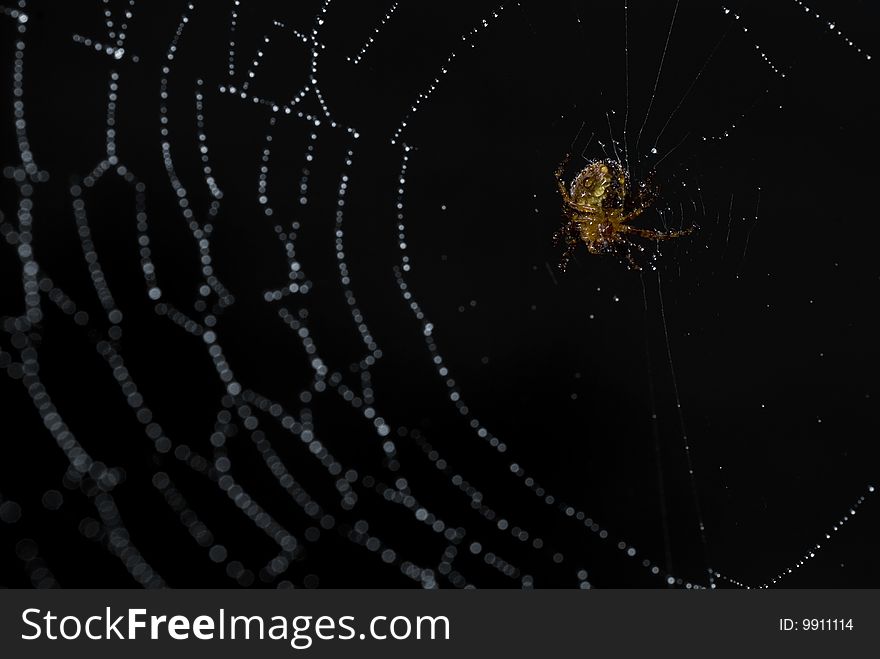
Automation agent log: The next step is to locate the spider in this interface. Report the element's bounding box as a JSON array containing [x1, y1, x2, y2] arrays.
[[553, 155, 694, 270]]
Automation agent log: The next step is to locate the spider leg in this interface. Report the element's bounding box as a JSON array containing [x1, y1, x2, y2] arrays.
[[553, 219, 580, 272], [619, 225, 695, 240], [565, 201, 599, 215], [555, 154, 572, 200], [618, 207, 646, 224]]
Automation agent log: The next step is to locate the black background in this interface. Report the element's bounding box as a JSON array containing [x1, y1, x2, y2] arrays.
[[1, 0, 879, 588]]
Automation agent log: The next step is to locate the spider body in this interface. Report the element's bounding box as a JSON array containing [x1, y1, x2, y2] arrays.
[[554, 155, 693, 269]]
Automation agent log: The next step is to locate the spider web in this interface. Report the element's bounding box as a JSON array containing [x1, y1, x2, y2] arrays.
[[1, 0, 878, 589]]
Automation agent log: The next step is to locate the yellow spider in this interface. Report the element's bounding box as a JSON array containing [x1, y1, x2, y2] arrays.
[[553, 155, 693, 270]]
